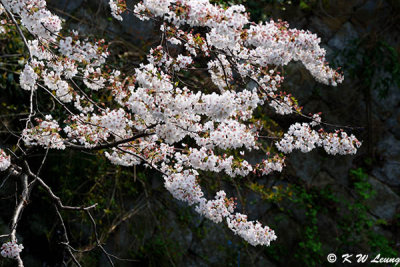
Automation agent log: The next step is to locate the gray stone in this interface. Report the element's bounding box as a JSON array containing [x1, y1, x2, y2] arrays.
[[48, 0, 84, 13], [286, 201, 307, 223], [151, 173, 164, 189], [372, 85, 400, 114], [245, 190, 273, 217], [284, 62, 316, 105], [181, 255, 209, 267], [386, 109, 400, 140], [352, 0, 389, 31], [354, 0, 379, 18], [322, 156, 354, 186], [372, 133, 400, 186], [119, 11, 157, 46], [165, 210, 193, 250], [372, 163, 400, 186], [365, 176, 400, 220], [317, 213, 341, 252], [288, 150, 323, 184], [253, 255, 278, 267], [328, 22, 359, 50], [190, 221, 232, 265], [309, 16, 335, 40], [312, 171, 336, 188]]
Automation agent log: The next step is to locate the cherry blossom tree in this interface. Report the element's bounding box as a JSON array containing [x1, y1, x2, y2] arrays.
[[0, 0, 361, 265]]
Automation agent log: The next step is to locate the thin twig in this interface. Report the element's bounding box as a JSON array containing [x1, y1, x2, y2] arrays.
[[85, 210, 114, 266], [1, 2, 32, 60], [55, 205, 82, 267]]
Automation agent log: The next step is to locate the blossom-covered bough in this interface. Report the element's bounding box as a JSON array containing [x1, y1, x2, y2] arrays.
[[0, 0, 361, 265]]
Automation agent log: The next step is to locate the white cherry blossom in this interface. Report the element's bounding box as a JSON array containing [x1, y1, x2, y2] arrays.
[[0, 149, 11, 171]]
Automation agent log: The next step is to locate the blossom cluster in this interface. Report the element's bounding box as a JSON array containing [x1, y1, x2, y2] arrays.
[[161, 164, 277, 246], [321, 131, 361, 155], [132, 0, 343, 86], [0, 241, 23, 259], [1, 0, 61, 41], [0, 149, 11, 172], [64, 108, 131, 148], [109, 0, 126, 21], [22, 116, 65, 150], [256, 154, 285, 176], [227, 213, 276, 246], [20, 64, 38, 91], [276, 123, 361, 155], [105, 136, 175, 167], [196, 191, 236, 223], [174, 147, 253, 177]]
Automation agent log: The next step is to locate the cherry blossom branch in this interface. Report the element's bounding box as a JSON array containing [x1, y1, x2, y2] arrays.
[[66, 132, 155, 151], [0, 0, 363, 257], [69, 78, 105, 111], [294, 111, 364, 130]]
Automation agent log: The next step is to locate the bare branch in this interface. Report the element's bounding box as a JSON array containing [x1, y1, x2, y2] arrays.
[[66, 132, 155, 151], [9, 174, 29, 267], [55, 205, 82, 267], [23, 161, 98, 211], [1, 2, 32, 60], [85, 210, 114, 266]]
